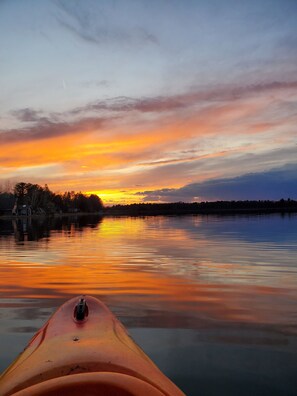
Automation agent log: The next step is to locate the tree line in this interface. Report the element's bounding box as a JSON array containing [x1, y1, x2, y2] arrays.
[[1, 182, 296, 216], [105, 199, 297, 216], [0, 182, 104, 215]]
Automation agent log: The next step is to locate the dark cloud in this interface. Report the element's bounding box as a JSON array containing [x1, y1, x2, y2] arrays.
[[136, 163, 297, 202], [0, 115, 106, 144], [11, 108, 45, 123]]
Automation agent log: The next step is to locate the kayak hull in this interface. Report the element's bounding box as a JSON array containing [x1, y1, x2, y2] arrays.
[[0, 296, 185, 396], [10, 373, 166, 396]]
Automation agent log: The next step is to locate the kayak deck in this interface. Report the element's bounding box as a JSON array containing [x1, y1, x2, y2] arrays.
[[0, 296, 185, 396]]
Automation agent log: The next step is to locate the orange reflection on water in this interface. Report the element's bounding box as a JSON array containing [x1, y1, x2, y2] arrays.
[[0, 215, 297, 331]]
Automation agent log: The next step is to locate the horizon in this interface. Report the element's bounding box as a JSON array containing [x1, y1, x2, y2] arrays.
[[1, 1, 297, 205], [1, 180, 296, 209]]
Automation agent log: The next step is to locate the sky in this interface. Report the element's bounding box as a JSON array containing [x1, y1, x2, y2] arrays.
[[0, 0, 296, 204]]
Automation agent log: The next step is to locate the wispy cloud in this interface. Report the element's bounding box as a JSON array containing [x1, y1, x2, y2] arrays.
[[8, 79, 297, 127], [69, 80, 297, 116], [54, 0, 158, 47]]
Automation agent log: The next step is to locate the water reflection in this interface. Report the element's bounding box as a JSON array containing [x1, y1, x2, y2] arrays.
[[0, 214, 297, 395], [0, 215, 102, 242]]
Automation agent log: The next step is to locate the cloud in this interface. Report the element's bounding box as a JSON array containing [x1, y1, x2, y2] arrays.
[[2, 79, 296, 202], [54, 0, 158, 47], [0, 114, 106, 144], [9, 79, 297, 129], [70, 80, 297, 116], [11, 108, 43, 123], [136, 163, 297, 202]]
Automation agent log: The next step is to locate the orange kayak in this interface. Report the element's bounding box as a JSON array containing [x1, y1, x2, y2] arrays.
[[0, 296, 185, 396]]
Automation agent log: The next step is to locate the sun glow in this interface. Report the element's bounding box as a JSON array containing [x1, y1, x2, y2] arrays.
[[87, 189, 143, 205]]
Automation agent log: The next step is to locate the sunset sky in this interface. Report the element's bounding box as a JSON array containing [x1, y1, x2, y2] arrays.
[[0, 0, 296, 204]]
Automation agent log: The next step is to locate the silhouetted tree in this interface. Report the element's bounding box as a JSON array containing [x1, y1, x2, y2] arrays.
[[14, 182, 27, 204], [9, 182, 104, 214], [88, 194, 104, 212]]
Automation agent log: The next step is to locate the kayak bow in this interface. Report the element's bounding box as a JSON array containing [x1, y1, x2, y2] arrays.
[[0, 296, 185, 396]]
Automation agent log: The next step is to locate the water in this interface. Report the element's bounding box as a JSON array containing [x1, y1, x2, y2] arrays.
[[0, 214, 297, 395]]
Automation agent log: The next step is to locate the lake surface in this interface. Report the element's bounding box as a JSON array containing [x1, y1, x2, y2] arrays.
[[0, 214, 297, 395]]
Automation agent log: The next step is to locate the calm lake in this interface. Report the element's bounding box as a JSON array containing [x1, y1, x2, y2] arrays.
[[0, 214, 297, 395]]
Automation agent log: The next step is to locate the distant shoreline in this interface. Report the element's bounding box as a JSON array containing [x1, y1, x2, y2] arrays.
[[103, 200, 297, 216], [1, 200, 297, 220]]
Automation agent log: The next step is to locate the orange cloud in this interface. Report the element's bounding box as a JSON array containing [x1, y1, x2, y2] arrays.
[[1, 82, 296, 203]]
